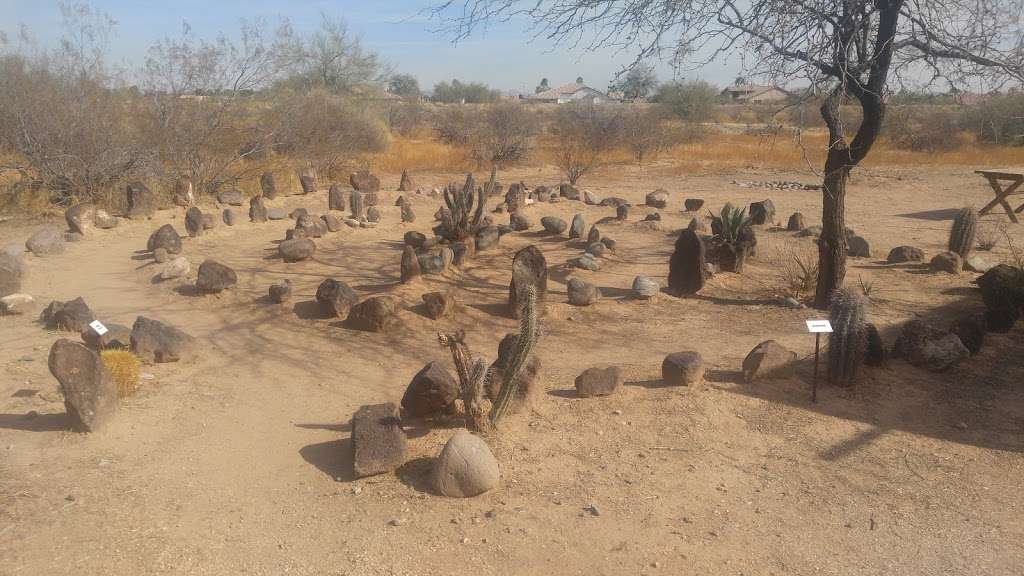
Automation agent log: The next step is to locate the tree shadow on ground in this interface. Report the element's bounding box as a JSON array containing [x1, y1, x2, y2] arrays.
[[0, 412, 71, 432]]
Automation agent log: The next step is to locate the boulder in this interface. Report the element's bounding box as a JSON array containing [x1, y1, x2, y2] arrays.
[[432, 430, 499, 498], [279, 238, 316, 262], [574, 366, 623, 397], [81, 322, 131, 350], [352, 403, 407, 478], [559, 183, 581, 201], [475, 226, 501, 251], [977, 264, 1024, 310], [401, 360, 460, 419], [786, 212, 806, 231], [299, 174, 317, 195], [616, 205, 629, 220], [266, 207, 287, 220], [400, 202, 416, 223], [646, 189, 669, 208], [94, 209, 118, 229], [964, 256, 995, 273], [586, 242, 606, 257], [398, 169, 414, 192], [848, 235, 871, 258], [644, 212, 661, 222], [403, 231, 428, 249], [268, 279, 292, 304], [223, 209, 238, 226], [742, 340, 797, 382], [510, 211, 532, 231], [329, 184, 347, 211], [929, 251, 962, 274], [892, 319, 968, 371], [126, 181, 157, 219], [130, 316, 195, 363], [951, 314, 986, 355], [0, 252, 25, 297], [541, 216, 567, 235], [259, 171, 277, 199], [160, 256, 190, 280], [47, 339, 117, 432], [567, 278, 601, 306], [350, 190, 365, 219], [422, 291, 455, 319], [249, 196, 268, 223], [65, 203, 96, 235], [887, 246, 924, 264], [662, 351, 704, 386], [569, 213, 586, 239], [573, 253, 600, 271], [185, 206, 205, 237], [599, 197, 629, 208], [748, 199, 775, 225], [366, 206, 382, 223], [350, 170, 381, 193], [632, 276, 660, 299], [347, 296, 401, 332], [508, 245, 547, 317], [584, 190, 600, 205], [147, 224, 182, 254], [418, 253, 446, 275], [684, 198, 705, 212], [322, 213, 342, 232], [26, 226, 65, 256], [40, 297, 94, 332], [0, 293, 34, 315], [451, 241, 474, 266], [153, 248, 169, 264], [216, 189, 244, 206], [195, 260, 237, 293], [172, 178, 195, 207], [316, 279, 359, 318], [485, 333, 541, 413]]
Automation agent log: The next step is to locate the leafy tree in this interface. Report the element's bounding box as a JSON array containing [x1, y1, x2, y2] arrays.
[[388, 73, 420, 97], [432, 78, 500, 103], [610, 63, 657, 100], [575, 75, 584, 84], [654, 81, 718, 123], [535, 77, 549, 93], [279, 12, 385, 95]]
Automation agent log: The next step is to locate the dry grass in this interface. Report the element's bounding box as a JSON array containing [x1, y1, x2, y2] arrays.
[[101, 350, 141, 398], [369, 136, 474, 174]]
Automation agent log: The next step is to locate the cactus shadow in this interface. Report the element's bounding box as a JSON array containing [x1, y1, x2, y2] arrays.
[[299, 438, 355, 482], [896, 208, 960, 221], [467, 302, 512, 319]]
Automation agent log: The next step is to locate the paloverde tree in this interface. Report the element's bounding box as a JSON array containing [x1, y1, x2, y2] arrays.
[[432, 0, 1024, 308]]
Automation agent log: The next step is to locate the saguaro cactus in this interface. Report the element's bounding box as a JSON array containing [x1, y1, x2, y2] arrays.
[[948, 207, 978, 259], [828, 288, 868, 386], [490, 286, 540, 424]]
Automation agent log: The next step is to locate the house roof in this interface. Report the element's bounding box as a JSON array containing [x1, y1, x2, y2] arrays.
[[532, 82, 596, 100], [721, 84, 787, 97]]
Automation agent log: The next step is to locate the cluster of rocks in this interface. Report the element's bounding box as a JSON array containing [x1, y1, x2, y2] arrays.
[[882, 244, 994, 274], [731, 180, 822, 191]]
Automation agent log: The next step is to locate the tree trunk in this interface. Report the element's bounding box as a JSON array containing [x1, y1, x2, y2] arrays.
[[814, 93, 851, 309]]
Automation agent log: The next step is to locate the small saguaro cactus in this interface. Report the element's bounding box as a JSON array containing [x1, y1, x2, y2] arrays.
[[489, 286, 540, 424], [828, 288, 868, 386], [948, 206, 978, 260]]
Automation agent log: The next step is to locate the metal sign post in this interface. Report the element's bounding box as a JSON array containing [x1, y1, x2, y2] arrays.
[[805, 320, 833, 403]]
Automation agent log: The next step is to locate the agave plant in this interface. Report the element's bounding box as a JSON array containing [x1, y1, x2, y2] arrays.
[[710, 203, 756, 273], [720, 204, 752, 244]]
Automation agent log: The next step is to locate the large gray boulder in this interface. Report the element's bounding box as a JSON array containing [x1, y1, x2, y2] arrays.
[[130, 316, 195, 363], [432, 431, 500, 498], [48, 339, 118, 432], [279, 238, 316, 262], [575, 366, 623, 397], [147, 224, 182, 254], [195, 260, 237, 293], [26, 226, 65, 256], [39, 297, 95, 332], [65, 203, 96, 235], [892, 319, 969, 372], [316, 279, 359, 318], [346, 296, 401, 332]]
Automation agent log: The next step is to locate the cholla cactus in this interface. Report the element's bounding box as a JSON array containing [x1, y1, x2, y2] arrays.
[[439, 168, 496, 241], [438, 330, 492, 433], [828, 288, 868, 386], [489, 285, 540, 424], [948, 207, 978, 259]]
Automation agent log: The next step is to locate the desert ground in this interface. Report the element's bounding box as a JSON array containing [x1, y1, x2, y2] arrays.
[[2, 162, 1024, 576]]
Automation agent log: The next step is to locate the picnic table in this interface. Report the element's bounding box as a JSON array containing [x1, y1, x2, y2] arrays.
[[976, 168, 1024, 223]]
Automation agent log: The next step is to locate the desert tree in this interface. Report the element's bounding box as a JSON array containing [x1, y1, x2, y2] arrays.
[[139, 19, 292, 195], [278, 13, 387, 94], [0, 2, 147, 207], [621, 105, 673, 164], [610, 62, 658, 100], [431, 0, 1024, 308], [388, 73, 421, 97], [535, 77, 550, 93], [552, 101, 624, 184]]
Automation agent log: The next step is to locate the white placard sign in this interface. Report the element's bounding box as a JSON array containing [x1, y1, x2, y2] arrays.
[[806, 320, 833, 333], [89, 320, 109, 336]]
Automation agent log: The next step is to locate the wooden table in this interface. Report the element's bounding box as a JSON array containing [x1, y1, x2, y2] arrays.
[[976, 168, 1024, 223]]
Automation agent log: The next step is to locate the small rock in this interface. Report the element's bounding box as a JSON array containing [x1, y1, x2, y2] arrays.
[[26, 226, 65, 256], [573, 254, 599, 271], [887, 246, 924, 264], [964, 255, 994, 273], [786, 212, 806, 231], [94, 209, 118, 229], [346, 296, 401, 332], [632, 276, 659, 299], [422, 291, 456, 319], [748, 199, 776, 225], [541, 216, 568, 235], [848, 235, 871, 258], [160, 256, 190, 280], [65, 203, 96, 235], [0, 293, 34, 315], [223, 209, 238, 226], [216, 189, 244, 206], [131, 316, 196, 363], [279, 238, 316, 262], [742, 340, 796, 382], [567, 278, 602, 306], [195, 260, 237, 293], [366, 206, 382, 223], [584, 190, 600, 205], [684, 199, 704, 212], [509, 211, 532, 231], [316, 279, 359, 318], [185, 206, 205, 237], [929, 251, 962, 274], [268, 279, 292, 304], [643, 212, 661, 222], [81, 322, 131, 350], [575, 366, 623, 397], [40, 297, 94, 332], [266, 207, 287, 220], [475, 226, 501, 251], [147, 224, 182, 254], [646, 190, 669, 208], [662, 351, 704, 386]]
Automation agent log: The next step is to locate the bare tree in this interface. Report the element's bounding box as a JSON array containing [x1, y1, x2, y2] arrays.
[[279, 13, 387, 94], [432, 0, 1024, 308], [552, 102, 624, 184]]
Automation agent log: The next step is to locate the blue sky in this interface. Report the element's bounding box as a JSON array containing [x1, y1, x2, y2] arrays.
[[1, 0, 741, 92]]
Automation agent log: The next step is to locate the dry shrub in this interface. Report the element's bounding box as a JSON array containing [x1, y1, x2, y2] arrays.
[[101, 350, 141, 398], [884, 106, 964, 153], [551, 102, 625, 183], [433, 102, 539, 166], [962, 92, 1024, 146], [772, 242, 820, 301], [383, 101, 431, 137], [976, 221, 1003, 251]]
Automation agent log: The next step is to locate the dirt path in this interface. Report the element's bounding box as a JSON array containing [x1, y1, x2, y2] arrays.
[[2, 164, 1024, 575]]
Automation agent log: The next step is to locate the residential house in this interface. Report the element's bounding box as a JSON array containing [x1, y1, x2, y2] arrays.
[[720, 83, 790, 103], [530, 82, 614, 104]]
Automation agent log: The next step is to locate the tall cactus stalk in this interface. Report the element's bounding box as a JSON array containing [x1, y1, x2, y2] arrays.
[[948, 207, 978, 259], [438, 331, 494, 434], [828, 288, 868, 386], [490, 286, 540, 424]]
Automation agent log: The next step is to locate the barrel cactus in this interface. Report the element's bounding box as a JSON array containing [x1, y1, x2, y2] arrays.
[[948, 207, 978, 260], [828, 288, 868, 386]]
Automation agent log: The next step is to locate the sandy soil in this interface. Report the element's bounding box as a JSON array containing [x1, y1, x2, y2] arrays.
[[2, 163, 1024, 576]]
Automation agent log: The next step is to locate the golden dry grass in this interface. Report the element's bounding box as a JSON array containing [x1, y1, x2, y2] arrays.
[[101, 350, 141, 398]]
